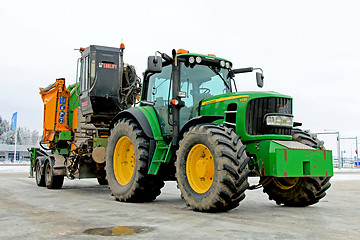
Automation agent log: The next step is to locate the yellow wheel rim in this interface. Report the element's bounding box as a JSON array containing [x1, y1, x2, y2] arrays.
[[273, 177, 299, 190], [186, 144, 215, 194], [113, 136, 135, 185]]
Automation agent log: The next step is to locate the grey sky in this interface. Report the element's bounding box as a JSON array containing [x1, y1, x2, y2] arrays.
[[1, 0, 359, 158]]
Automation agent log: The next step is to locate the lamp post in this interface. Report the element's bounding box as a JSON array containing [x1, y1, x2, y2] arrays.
[[341, 150, 345, 168], [313, 130, 341, 169], [357, 137, 359, 168], [340, 137, 359, 168]]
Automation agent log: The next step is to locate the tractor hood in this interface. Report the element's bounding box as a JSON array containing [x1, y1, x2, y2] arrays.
[[200, 91, 292, 107], [199, 91, 293, 142]]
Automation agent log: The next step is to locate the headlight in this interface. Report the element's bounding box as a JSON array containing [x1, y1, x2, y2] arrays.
[[265, 115, 293, 127], [189, 56, 195, 64], [196, 56, 202, 63], [225, 62, 231, 69], [220, 60, 225, 67]]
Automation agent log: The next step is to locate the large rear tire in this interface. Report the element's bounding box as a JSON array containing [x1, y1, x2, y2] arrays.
[[44, 161, 64, 189], [106, 119, 164, 202], [176, 124, 249, 212], [261, 129, 331, 206]]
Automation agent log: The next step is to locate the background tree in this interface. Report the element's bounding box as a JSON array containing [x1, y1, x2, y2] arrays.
[[0, 115, 40, 145]]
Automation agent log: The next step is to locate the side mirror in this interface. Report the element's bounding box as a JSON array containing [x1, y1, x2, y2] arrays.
[[147, 56, 162, 73], [256, 72, 264, 88]]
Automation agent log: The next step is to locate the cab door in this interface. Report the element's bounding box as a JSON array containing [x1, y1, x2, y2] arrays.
[[143, 65, 173, 136]]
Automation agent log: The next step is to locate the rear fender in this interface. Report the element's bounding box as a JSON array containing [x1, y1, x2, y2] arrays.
[[49, 154, 66, 176], [110, 108, 155, 139], [111, 107, 164, 170]]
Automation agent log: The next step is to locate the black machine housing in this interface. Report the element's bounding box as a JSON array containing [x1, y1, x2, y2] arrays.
[[79, 45, 121, 125]]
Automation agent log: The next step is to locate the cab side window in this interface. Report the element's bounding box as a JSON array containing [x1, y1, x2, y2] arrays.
[[146, 65, 172, 135], [80, 56, 90, 92]]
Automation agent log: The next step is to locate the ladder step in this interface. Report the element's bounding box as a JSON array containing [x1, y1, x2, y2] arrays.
[[151, 159, 164, 163], [156, 147, 169, 150]]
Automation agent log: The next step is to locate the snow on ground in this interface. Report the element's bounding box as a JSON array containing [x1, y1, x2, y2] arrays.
[[333, 168, 360, 173], [0, 164, 30, 173]]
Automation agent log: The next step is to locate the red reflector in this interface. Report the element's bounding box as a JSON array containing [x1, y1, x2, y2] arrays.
[[80, 47, 85, 52], [171, 99, 178, 105]]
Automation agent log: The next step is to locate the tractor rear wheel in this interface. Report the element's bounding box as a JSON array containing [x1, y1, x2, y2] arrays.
[[176, 124, 249, 212], [44, 161, 64, 189], [106, 119, 164, 202], [261, 129, 331, 206], [35, 160, 45, 187]]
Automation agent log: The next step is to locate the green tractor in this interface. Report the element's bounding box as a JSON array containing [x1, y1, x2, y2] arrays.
[[106, 48, 333, 212]]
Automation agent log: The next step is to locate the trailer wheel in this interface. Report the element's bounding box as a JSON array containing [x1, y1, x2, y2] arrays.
[[44, 161, 64, 189], [176, 124, 249, 212], [106, 119, 164, 202], [35, 160, 45, 187], [261, 129, 331, 206]]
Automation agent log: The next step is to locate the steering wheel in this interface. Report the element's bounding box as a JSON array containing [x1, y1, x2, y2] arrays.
[[199, 88, 210, 94]]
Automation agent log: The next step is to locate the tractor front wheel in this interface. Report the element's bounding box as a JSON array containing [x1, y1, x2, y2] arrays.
[[176, 124, 249, 212], [106, 119, 164, 202], [261, 129, 331, 206], [260, 176, 331, 206]]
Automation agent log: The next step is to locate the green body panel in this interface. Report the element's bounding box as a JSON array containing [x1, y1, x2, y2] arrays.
[[29, 147, 36, 164], [55, 147, 69, 155], [129, 106, 173, 174], [93, 137, 108, 148], [199, 91, 292, 142], [53, 130, 71, 155], [246, 141, 333, 177], [56, 131, 72, 141], [148, 142, 172, 175], [134, 106, 164, 141], [68, 82, 80, 129]]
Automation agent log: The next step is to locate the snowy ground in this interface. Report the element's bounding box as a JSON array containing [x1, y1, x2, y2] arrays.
[[0, 164, 30, 173]]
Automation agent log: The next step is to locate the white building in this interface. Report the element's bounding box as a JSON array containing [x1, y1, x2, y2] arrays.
[[0, 144, 36, 163]]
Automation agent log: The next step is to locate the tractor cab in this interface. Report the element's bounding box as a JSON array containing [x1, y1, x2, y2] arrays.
[[142, 49, 234, 135]]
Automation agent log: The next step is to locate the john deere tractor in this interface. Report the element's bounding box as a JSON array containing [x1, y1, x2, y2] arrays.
[[105, 48, 333, 212]]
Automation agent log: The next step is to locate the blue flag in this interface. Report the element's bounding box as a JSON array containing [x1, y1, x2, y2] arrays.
[[11, 112, 17, 130]]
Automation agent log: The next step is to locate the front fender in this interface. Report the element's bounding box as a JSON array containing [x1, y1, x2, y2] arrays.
[[179, 115, 224, 142]]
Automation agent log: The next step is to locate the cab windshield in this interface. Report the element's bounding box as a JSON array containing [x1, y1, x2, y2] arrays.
[[144, 62, 232, 135], [179, 62, 232, 107]]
